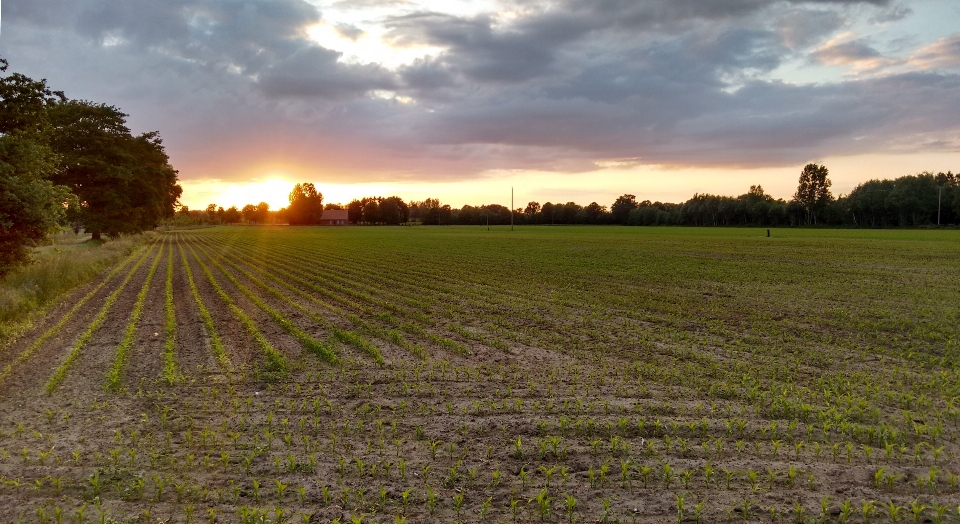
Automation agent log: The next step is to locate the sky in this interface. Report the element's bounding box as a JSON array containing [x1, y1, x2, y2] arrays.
[[3, 0, 960, 210]]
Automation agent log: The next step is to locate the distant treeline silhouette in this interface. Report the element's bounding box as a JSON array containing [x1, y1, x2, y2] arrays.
[[346, 165, 960, 227], [194, 164, 959, 228]]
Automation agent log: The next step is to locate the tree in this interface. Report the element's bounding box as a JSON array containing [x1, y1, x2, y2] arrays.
[[286, 182, 324, 225], [347, 199, 364, 223], [241, 204, 257, 222], [793, 164, 833, 225], [419, 198, 442, 225], [254, 202, 270, 223], [379, 196, 409, 225], [524, 201, 541, 215], [223, 205, 242, 223], [47, 100, 181, 239], [205, 203, 219, 223], [584, 202, 608, 223], [0, 58, 73, 276], [362, 199, 380, 224], [0, 138, 73, 277], [611, 194, 638, 224]]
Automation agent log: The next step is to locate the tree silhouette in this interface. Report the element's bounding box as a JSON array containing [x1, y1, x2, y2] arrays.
[[287, 182, 324, 225], [793, 164, 833, 225]]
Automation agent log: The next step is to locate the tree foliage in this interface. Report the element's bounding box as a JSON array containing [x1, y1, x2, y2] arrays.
[[286, 182, 324, 225], [0, 58, 74, 276], [793, 163, 833, 225], [347, 196, 410, 224], [241, 202, 270, 224], [611, 194, 638, 224], [47, 101, 181, 239]]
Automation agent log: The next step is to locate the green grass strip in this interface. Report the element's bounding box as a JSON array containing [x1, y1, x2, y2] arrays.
[[104, 242, 164, 391], [0, 245, 145, 386], [178, 239, 231, 371], [186, 243, 288, 374], [161, 241, 180, 384], [192, 241, 344, 366], [46, 242, 158, 394]]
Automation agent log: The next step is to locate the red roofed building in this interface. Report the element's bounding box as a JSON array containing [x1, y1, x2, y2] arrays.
[[319, 209, 349, 225]]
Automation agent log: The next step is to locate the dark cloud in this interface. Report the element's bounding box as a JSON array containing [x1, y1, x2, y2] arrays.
[[385, 12, 588, 83], [257, 46, 397, 98], [3, 0, 958, 184], [399, 57, 458, 92], [9, 0, 322, 74]]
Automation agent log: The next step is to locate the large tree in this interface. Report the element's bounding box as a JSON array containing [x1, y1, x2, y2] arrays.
[[47, 100, 181, 239], [793, 163, 833, 225], [0, 58, 73, 276], [286, 182, 324, 225], [379, 196, 409, 225], [611, 194, 638, 224]]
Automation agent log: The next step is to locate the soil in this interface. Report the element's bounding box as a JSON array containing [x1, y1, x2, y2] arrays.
[[0, 228, 957, 524]]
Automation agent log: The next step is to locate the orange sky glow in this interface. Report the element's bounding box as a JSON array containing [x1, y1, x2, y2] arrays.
[[180, 151, 960, 211]]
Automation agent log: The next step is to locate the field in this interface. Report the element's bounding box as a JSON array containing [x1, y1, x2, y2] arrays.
[[1, 225, 958, 524]]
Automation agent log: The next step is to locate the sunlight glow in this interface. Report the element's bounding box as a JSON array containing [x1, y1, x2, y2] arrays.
[[305, 22, 442, 69], [178, 150, 960, 212]]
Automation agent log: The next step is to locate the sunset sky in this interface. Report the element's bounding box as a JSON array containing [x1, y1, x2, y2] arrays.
[[4, 0, 960, 210]]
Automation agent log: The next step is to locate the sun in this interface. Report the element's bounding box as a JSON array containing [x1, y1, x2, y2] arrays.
[[179, 177, 295, 211]]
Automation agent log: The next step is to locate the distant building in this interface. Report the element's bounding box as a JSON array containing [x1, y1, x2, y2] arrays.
[[319, 209, 349, 225]]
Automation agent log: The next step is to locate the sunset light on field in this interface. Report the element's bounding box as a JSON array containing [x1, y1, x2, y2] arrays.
[[4, 2, 960, 520]]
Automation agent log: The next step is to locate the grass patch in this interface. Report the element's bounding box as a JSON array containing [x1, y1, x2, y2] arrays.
[[0, 231, 153, 346]]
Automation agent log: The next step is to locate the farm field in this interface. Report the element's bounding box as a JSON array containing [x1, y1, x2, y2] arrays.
[[1, 225, 959, 523]]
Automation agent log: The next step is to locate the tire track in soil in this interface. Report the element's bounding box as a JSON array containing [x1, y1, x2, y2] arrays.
[[180, 238, 258, 372], [54, 245, 164, 398], [170, 235, 223, 380], [120, 244, 169, 391], [0, 250, 145, 395]]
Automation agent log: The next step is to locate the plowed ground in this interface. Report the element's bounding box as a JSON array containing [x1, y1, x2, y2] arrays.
[[1, 226, 958, 524]]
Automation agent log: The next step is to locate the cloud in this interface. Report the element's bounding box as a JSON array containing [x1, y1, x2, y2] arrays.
[[333, 23, 366, 41], [331, 0, 413, 9], [910, 33, 960, 71], [776, 8, 847, 49], [810, 36, 903, 73], [256, 46, 397, 98], [385, 11, 586, 83], [869, 3, 912, 24], [3, 0, 959, 186]]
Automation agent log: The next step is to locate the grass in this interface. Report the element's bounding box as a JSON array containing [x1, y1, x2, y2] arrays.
[[2, 225, 959, 523], [0, 230, 152, 345]]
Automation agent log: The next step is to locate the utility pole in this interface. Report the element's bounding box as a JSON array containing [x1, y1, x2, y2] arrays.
[[511, 187, 514, 231]]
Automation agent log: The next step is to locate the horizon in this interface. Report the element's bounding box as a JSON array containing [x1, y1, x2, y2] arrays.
[[4, 0, 960, 209]]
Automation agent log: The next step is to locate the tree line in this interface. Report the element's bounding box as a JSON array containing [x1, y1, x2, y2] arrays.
[[0, 58, 182, 277], [304, 165, 959, 228], [199, 165, 959, 229]]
